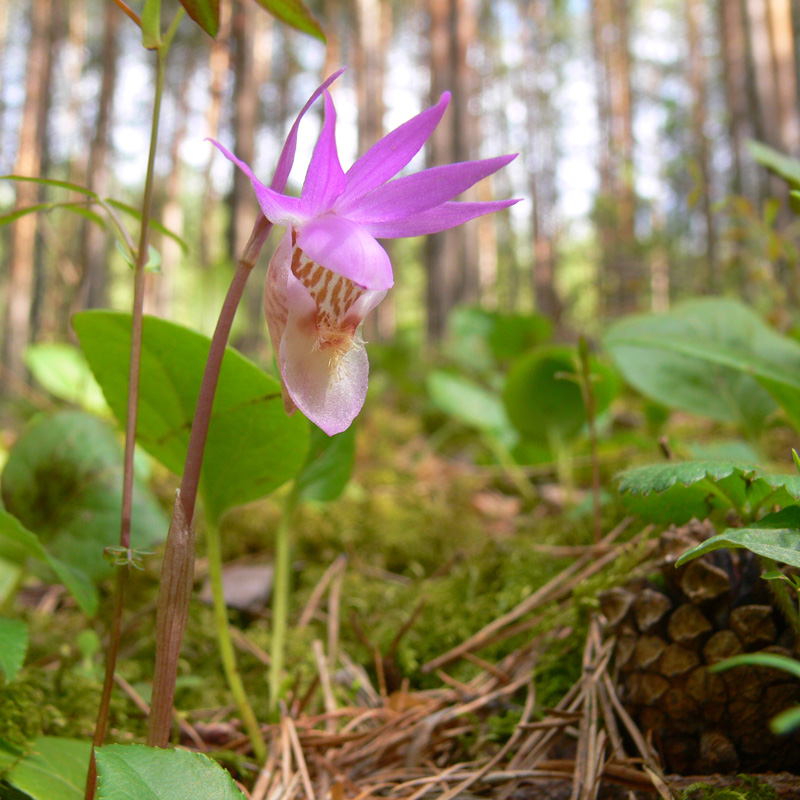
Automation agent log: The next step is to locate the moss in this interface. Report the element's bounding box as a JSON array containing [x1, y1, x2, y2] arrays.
[[679, 776, 779, 800]]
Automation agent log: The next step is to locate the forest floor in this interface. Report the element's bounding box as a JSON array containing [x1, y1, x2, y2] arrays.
[[4, 404, 800, 800]]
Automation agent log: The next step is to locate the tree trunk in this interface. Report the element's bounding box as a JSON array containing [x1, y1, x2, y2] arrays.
[[76, 0, 119, 313], [592, 0, 637, 315], [525, 0, 562, 323], [765, 0, 800, 155], [2, 0, 53, 377], [425, 0, 479, 341], [687, 0, 717, 292]]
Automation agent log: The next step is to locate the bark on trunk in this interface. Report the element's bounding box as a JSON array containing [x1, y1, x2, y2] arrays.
[[2, 0, 53, 377]]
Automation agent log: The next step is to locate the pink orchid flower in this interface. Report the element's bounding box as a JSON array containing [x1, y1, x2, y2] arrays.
[[213, 73, 519, 435]]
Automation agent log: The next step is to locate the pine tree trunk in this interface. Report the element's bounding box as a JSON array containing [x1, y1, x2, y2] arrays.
[[2, 0, 53, 377], [77, 0, 118, 313], [687, 0, 717, 292]]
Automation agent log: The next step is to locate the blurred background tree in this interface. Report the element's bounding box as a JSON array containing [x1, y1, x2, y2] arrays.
[[1, 0, 799, 384]]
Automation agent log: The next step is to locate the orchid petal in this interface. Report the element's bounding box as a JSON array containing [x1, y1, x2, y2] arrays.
[[300, 91, 347, 213], [339, 92, 451, 203], [263, 232, 295, 413], [209, 139, 305, 226], [338, 154, 517, 223], [362, 198, 521, 238], [272, 68, 346, 192], [296, 215, 393, 291], [281, 276, 370, 435]]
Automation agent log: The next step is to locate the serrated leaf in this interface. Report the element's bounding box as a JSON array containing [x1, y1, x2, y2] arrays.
[[0, 509, 98, 615], [675, 506, 800, 568], [0, 618, 27, 681], [179, 0, 219, 36], [252, 0, 325, 41], [296, 425, 356, 503], [6, 737, 91, 800], [617, 461, 800, 524], [1, 411, 166, 584], [604, 298, 800, 434], [73, 312, 309, 522], [95, 744, 246, 800]]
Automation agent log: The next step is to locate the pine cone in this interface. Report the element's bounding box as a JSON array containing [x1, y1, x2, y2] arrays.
[[601, 519, 800, 774]]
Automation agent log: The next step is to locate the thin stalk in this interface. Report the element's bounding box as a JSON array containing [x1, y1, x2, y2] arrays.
[[577, 338, 602, 543], [147, 214, 271, 748], [206, 519, 267, 761], [763, 556, 800, 641], [85, 40, 167, 800], [269, 483, 300, 712]]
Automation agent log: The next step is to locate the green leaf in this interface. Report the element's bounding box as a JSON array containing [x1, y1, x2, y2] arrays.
[[710, 650, 800, 681], [5, 737, 91, 800], [604, 298, 800, 435], [296, 425, 356, 503], [675, 507, 800, 568], [0, 203, 58, 227], [141, 0, 162, 48], [24, 343, 108, 414], [1, 411, 167, 583], [0, 618, 27, 682], [252, 0, 325, 41], [95, 744, 246, 800], [617, 461, 800, 524], [179, 0, 219, 36], [428, 371, 515, 442], [748, 140, 800, 187], [487, 312, 552, 362], [104, 199, 188, 254], [0, 509, 98, 615], [0, 175, 98, 198], [771, 704, 800, 735], [73, 312, 309, 522], [503, 346, 618, 445]]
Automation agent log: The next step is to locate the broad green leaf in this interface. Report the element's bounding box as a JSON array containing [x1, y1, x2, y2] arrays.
[[748, 140, 800, 187], [296, 425, 356, 503], [618, 461, 800, 524], [252, 0, 325, 42], [0, 557, 22, 605], [427, 371, 515, 441], [0, 509, 97, 615], [73, 312, 309, 522], [0, 618, 27, 681], [488, 312, 552, 362], [0, 738, 25, 779], [95, 744, 246, 800], [675, 507, 800, 568], [445, 306, 497, 373], [0, 175, 98, 198], [179, 0, 219, 36], [24, 344, 108, 414], [604, 298, 800, 435], [1, 411, 166, 583], [6, 737, 91, 800], [503, 346, 618, 445]]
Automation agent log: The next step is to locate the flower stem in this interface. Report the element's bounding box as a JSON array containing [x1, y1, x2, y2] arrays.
[[205, 518, 267, 761], [85, 37, 167, 800], [269, 483, 299, 712], [147, 214, 271, 748]]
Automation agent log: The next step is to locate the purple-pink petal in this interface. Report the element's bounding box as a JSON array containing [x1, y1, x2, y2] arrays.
[[300, 91, 347, 213], [272, 68, 346, 192], [338, 154, 517, 223], [281, 275, 370, 436], [296, 215, 393, 291], [361, 198, 521, 239], [340, 92, 451, 203], [209, 139, 305, 226]]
